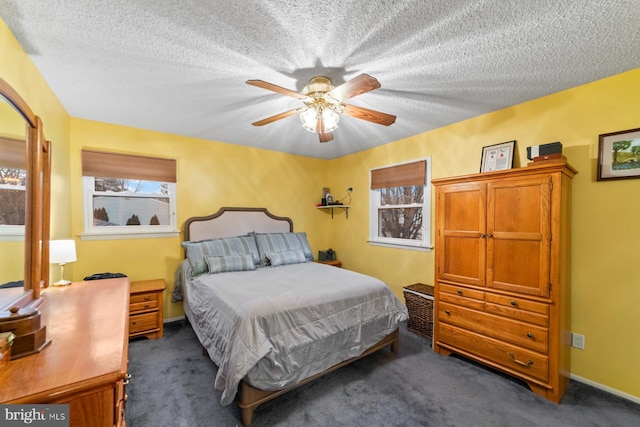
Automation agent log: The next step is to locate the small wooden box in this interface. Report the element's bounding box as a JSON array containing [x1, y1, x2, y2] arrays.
[[403, 283, 434, 342]]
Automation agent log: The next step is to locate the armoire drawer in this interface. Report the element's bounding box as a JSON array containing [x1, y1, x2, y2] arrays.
[[438, 323, 549, 383], [485, 293, 549, 327], [438, 302, 548, 354], [438, 283, 485, 311]]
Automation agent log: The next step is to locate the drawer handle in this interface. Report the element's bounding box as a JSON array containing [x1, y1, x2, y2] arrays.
[[144, 296, 151, 301], [456, 289, 463, 296], [124, 373, 132, 385], [144, 304, 150, 308], [132, 321, 137, 325], [479, 233, 486, 238], [509, 353, 533, 367], [445, 309, 451, 316], [527, 332, 534, 339], [510, 300, 518, 307]]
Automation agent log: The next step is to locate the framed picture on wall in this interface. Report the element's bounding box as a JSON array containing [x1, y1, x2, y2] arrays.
[[480, 140, 516, 173], [597, 127, 640, 181]]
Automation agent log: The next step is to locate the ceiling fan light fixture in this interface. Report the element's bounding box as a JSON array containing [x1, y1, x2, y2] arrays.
[[300, 106, 339, 133]]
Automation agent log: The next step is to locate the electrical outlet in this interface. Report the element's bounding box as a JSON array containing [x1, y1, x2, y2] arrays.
[[571, 333, 585, 350]]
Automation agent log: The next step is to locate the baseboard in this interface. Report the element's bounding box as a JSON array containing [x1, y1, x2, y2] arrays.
[[164, 316, 186, 324], [570, 373, 640, 405]]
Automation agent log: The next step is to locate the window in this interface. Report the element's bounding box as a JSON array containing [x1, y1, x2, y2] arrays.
[[369, 158, 432, 250], [0, 137, 26, 239], [81, 150, 178, 239]]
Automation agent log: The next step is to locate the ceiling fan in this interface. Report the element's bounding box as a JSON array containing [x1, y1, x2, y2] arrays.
[[246, 74, 396, 143]]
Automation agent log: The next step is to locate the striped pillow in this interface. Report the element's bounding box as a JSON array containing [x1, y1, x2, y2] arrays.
[[181, 235, 260, 275], [254, 232, 314, 266], [266, 249, 307, 267], [205, 254, 256, 274]]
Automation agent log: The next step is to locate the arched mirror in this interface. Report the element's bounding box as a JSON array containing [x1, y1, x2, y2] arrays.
[[0, 77, 50, 311]]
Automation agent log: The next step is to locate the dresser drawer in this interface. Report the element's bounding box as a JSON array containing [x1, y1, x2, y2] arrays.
[[129, 312, 158, 335], [439, 323, 549, 383], [438, 302, 548, 354], [438, 283, 484, 310], [130, 291, 159, 313], [485, 293, 549, 327]]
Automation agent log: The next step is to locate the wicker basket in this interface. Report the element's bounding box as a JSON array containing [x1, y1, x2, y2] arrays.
[[403, 283, 434, 342]]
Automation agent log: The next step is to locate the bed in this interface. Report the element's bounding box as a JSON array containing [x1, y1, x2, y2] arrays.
[[172, 207, 408, 425]]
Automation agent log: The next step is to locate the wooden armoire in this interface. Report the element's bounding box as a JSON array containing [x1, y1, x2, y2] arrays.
[[432, 160, 576, 403]]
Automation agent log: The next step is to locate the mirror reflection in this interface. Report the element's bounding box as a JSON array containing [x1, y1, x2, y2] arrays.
[[0, 94, 27, 306]]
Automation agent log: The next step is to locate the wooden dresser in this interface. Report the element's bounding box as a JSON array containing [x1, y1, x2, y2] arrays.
[[0, 278, 130, 427], [432, 160, 576, 403], [129, 279, 165, 340]]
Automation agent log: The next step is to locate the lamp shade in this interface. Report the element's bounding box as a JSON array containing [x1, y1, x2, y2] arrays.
[[50, 240, 77, 264]]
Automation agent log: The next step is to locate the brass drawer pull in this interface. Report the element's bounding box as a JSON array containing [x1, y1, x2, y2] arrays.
[[445, 309, 451, 316], [144, 296, 151, 301], [456, 289, 463, 296], [527, 332, 534, 339], [509, 353, 533, 367], [124, 373, 132, 385], [510, 300, 518, 307]]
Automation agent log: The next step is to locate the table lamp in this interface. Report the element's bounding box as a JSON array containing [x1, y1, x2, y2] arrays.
[[50, 239, 77, 286]]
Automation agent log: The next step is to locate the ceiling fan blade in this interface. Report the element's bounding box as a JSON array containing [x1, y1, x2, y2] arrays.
[[319, 132, 334, 143], [246, 80, 307, 99], [326, 74, 381, 102], [342, 104, 396, 126], [251, 108, 301, 126]]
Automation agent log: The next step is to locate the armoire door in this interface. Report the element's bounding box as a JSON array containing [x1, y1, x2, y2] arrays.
[[436, 182, 486, 287], [486, 175, 552, 297]]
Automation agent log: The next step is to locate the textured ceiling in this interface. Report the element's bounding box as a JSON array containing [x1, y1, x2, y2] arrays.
[[1, 1, 640, 159]]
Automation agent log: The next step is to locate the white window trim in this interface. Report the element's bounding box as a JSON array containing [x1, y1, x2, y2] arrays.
[[368, 157, 433, 251], [0, 225, 25, 241], [81, 176, 179, 240]]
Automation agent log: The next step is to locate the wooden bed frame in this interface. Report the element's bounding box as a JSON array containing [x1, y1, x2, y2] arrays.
[[182, 207, 401, 426]]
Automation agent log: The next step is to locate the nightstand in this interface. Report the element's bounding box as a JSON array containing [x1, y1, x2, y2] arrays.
[[315, 259, 342, 268], [129, 279, 166, 340]]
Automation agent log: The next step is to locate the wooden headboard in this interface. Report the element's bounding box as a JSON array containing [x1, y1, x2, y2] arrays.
[[183, 207, 293, 242]]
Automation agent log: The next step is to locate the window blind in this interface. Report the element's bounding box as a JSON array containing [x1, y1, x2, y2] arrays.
[[82, 150, 176, 183], [0, 136, 26, 169], [370, 160, 426, 189]]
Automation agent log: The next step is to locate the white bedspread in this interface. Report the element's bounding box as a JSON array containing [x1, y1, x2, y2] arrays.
[[184, 261, 408, 405]]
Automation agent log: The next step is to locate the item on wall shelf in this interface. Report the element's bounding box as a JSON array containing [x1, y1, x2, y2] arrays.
[[526, 141, 563, 160], [318, 249, 336, 261], [322, 187, 330, 206], [597, 127, 640, 181], [480, 140, 516, 172], [325, 193, 335, 204]]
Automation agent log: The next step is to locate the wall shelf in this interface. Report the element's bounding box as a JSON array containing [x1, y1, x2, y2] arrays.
[[317, 205, 350, 219]]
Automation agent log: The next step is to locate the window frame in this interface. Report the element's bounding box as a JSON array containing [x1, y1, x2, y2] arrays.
[[368, 158, 432, 251], [80, 150, 179, 240]]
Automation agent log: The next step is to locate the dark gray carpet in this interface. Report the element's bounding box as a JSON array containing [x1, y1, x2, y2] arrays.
[[126, 321, 640, 427]]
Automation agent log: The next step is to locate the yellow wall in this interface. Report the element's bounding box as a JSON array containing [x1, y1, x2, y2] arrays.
[[2, 16, 639, 400], [328, 68, 640, 399], [69, 118, 329, 319]]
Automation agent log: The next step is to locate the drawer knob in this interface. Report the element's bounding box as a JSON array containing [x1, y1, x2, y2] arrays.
[[527, 332, 534, 339], [510, 300, 517, 307], [509, 353, 533, 367], [456, 289, 463, 296], [445, 309, 451, 316], [132, 321, 137, 325], [144, 296, 151, 301], [144, 304, 150, 308]]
